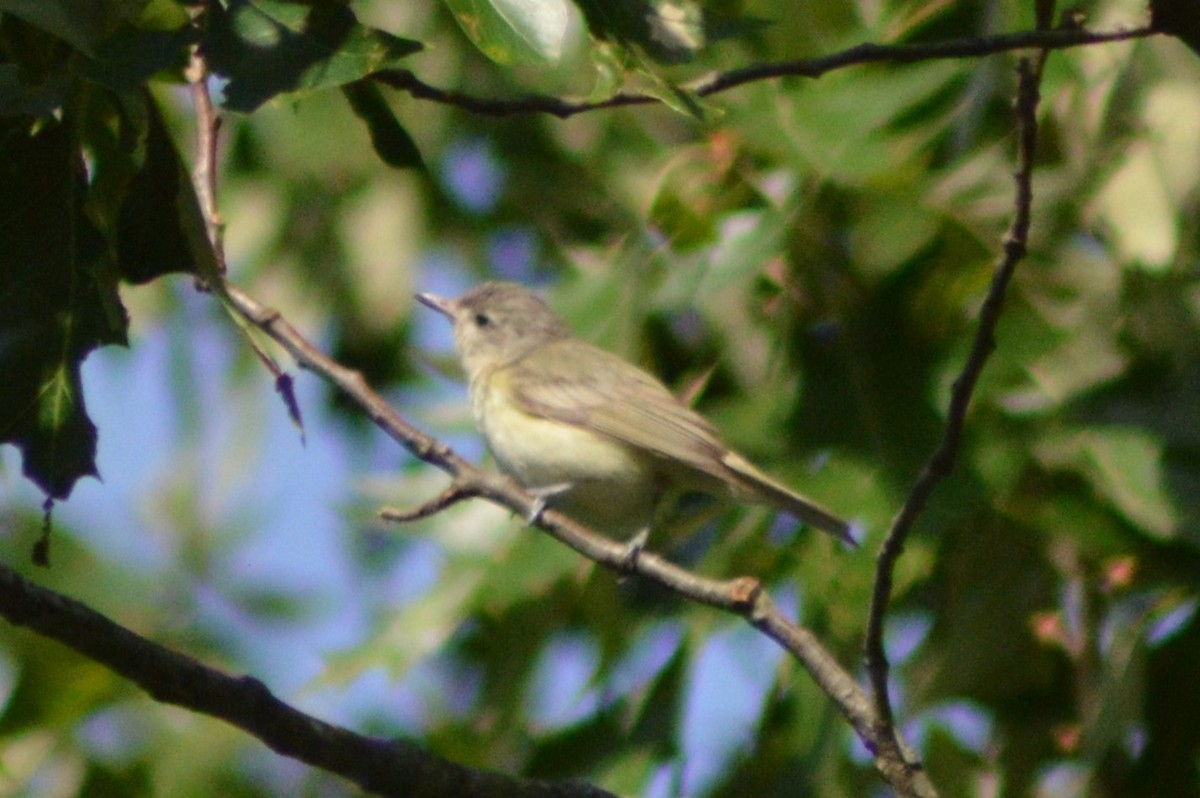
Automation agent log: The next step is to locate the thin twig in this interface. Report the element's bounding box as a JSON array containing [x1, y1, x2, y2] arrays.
[[375, 25, 1150, 118], [187, 25, 303, 433], [862, 52, 1045, 753], [379, 481, 478, 522], [185, 40, 224, 273]]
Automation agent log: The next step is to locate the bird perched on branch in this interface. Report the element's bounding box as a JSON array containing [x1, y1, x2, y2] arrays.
[[418, 281, 853, 558]]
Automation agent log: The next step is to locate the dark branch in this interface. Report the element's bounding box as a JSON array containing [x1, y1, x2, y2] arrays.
[[862, 49, 1046, 758], [379, 481, 478, 522], [0, 562, 618, 798], [178, 34, 926, 792], [376, 25, 1151, 118], [220, 280, 936, 796]]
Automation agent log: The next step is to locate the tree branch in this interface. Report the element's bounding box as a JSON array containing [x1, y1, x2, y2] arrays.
[[0, 8, 1150, 797], [172, 33, 929, 794], [375, 24, 1150, 118], [219, 279, 938, 796], [71, 13, 1112, 796], [0, 561, 619, 798], [186, 45, 223, 269], [862, 47, 1047, 760]]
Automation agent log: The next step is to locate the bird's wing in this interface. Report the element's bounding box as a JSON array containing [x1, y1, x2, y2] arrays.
[[506, 340, 855, 543], [506, 340, 732, 482]]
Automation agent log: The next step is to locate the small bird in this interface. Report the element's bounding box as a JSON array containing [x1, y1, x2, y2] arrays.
[[417, 282, 853, 555]]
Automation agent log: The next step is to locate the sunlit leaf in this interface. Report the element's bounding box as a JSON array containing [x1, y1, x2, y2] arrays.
[[1035, 428, 1179, 539], [573, 0, 704, 64], [442, 0, 569, 64], [1093, 142, 1178, 270]]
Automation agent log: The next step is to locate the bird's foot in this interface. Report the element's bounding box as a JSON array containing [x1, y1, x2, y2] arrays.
[[525, 482, 573, 525], [619, 527, 650, 574]]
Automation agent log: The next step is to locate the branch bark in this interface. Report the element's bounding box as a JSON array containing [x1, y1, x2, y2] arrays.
[[221, 274, 938, 797], [375, 24, 1149, 118], [7, 13, 1120, 798], [0, 562, 619, 798], [180, 34, 936, 794], [861, 44, 1048, 763]]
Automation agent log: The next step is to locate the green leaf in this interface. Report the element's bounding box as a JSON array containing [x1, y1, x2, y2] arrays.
[[78, 23, 196, 90], [0, 0, 147, 56], [471, 529, 581, 615], [777, 59, 968, 184], [1035, 428, 1179, 539], [321, 573, 479, 685], [442, 0, 569, 65], [635, 64, 708, 118], [573, 0, 705, 64], [203, 0, 423, 113], [1094, 83, 1200, 272], [0, 118, 127, 499], [849, 192, 942, 277], [115, 91, 215, 283], [342, 79, 423, 169], [0, 64, 67, 118]]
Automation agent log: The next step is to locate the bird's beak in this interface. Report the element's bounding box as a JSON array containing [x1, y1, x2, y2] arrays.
[[416, 292, 456, 319]]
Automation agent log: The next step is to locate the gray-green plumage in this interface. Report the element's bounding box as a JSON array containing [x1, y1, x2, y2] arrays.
[[418, 281, 853, 545]]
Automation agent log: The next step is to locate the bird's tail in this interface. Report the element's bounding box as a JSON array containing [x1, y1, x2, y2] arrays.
[[721, 452, 855, 546]]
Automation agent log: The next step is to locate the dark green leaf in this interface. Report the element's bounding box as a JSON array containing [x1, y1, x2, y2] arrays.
[[573, 0, 704, 64], [1034, 428, 1179, 539], [0, 117, 127, 498], [0, 0, 147, 56], [116, 91, 215, 283], [78, 23, 196, 90], [0, 64, 67, 117], [342, 79, 423, 169], [1151, 0, 1200, 57], [202, 0, 422, 113]]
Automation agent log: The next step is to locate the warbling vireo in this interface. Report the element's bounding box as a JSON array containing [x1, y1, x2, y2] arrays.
[[418, 282, 853, 553]]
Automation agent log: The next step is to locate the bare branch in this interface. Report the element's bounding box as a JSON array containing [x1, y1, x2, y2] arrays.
[[379, 481, 478, 522], [862, 50, 1047, 756], [198, 53, 941, 798], [376, 24, 1150, 118], [0, 562, 619, 798], [219, 278, 935, 794], [185, 34, 224, 274]]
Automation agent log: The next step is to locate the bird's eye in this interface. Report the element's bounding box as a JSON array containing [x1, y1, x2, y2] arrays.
[[474, 313, 491, 327]]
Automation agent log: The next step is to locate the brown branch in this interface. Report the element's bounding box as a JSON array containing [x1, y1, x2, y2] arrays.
[[220, 282, 935, 796], [186, 23, 303, 434], [0, 562, 618, 798], [185, 33, 225, 274], [375, 24, 1150, 118], [861, 49, 1046, 759], [177, 16, 947, 795], [379, 481, 478, 522]]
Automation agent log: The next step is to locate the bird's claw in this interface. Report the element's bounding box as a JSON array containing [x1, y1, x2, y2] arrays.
[[525, 483, 573, 525], [620, 527, 650, 573]]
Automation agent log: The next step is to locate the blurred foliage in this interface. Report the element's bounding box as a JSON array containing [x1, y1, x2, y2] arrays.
[[1, 0, 1199, 796]]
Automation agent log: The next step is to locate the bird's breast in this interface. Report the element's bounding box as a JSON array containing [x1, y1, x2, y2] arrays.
[[471, 367, 658, 532]]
